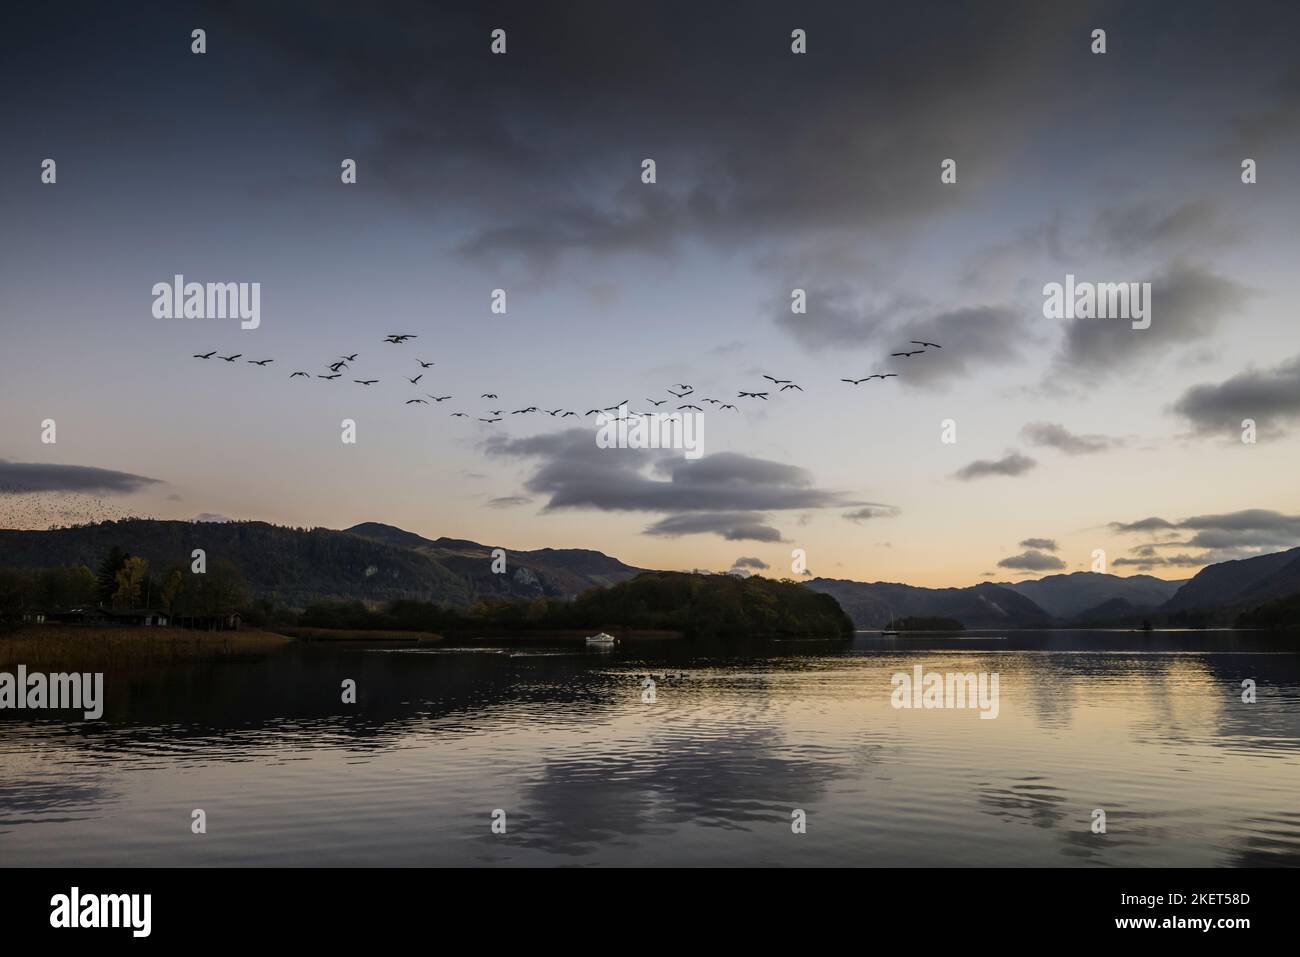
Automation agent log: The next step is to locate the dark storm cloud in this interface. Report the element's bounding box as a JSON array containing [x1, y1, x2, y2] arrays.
[[1020, 422, 1122, 455], [195, 0, 1089, 265], [1171, 354, 1300, 438], [732, 556, 770, 570], [998, 550, 1066, 572], [484, 429, 862, 540], [1019, 538, 1058, 551], [0, 459, 161, 494], [952, 451, 1036, 481], [1055, 261, 1251, 375], [1090, 200, 1233, 257]]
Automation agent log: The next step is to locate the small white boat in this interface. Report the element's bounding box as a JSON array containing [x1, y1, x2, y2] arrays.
[[585, 632, 617, 645]]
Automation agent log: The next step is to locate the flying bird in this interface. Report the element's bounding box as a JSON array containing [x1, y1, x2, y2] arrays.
[[481, 393, 498, 399], [427, 395, 452, 402], [891, 350, 924, 358], [780, 383, 803, 392], [646, 399, 667, 406], [911, 340, 941, 349], [407, 375, 423, 384], [678, 404, 703, 411], [841, 377, 870, 385], [416, 359, 435, 368], [193, 351, 217, 359], [762, 375, 791, 385], [479, 417, 502, 423], [738, 391, 769, 399], [329, 361, 349, 372], [218, 354, 242, 362], [560, 411, 577, 417], [384, 334, 417, 343], [354, 379, 379, 385], [667, 389, 692, 398], [451, 412, 468, 417], [719, 404, 738, 410], [318, 374, 341, 380], [406, 399, 428, 405], [248, 359, 274, 366], [290, 371, 309, 378], [340, 354, 359, 362]]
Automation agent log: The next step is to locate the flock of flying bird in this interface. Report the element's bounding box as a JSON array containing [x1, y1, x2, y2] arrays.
[[190, 336, 943, 423]]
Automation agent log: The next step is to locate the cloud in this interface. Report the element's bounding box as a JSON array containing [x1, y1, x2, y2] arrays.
[[1090, 200, 1233, 256], [953, 451, 1037, 481], [645, 513, 784, 542], [843, 505, 900, 523], [1109, 509, 1300, 565], [0, 459, 161, 495], [732, 556, 770, 570], [1019, 538, 1058, 551], [487, 495, 532, 509], [998, 550, 1066, 571], [485, 429, 863, 541], [1054, 261, 1250, 375], [1020, 422, 1122, 455], [1171, 354, 1300, 439]]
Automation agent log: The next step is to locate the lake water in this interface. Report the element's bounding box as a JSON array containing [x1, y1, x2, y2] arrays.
[[2, 630, 1298, 866]]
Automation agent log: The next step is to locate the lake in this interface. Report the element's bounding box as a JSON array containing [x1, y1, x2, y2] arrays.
[[2, 630, 1298, 866]]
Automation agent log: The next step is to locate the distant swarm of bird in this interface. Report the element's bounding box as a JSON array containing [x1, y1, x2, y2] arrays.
[[190, 332, 943, 425]]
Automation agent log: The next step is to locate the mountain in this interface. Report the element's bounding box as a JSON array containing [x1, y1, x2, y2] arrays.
[[343, 522, 645, 599], [804, 578, 1053, 629], [1000, 572, 1185, 620], [0, 519, 645, 609], [1163, 546, 1300, 616]]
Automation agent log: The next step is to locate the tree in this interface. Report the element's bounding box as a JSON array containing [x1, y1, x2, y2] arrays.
[[112, 556, 149, 609], [96, 547, 127, 604]]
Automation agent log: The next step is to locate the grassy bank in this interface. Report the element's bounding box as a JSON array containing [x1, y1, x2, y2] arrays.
[[0, 625, 293, 669]]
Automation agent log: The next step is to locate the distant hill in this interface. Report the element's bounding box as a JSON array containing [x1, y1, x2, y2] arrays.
[[1000, 572, 1185, 620], [804, 579, 1053, 629], [343, 522, 646, 598], [1163, 546, 1300, 619], [0, 519, 645, 610]]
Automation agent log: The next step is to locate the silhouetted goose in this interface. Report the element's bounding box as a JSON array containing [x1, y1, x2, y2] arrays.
[[193, 351, 217, 359], [738, 391, 769, 399], [407, 375, 423, 384], [248, 358, 274, 366], [318, 373, 341, 380], [290, 371, 309, 378], [780, 383, 803, 391], [479, 417, 501, 423], [340, 354, 359, 362], [762, 375, 791, 385], [646, 399, 667, 406], [427, 395, 452, 402], [384, 334, 417, 343], [910, 340, 941, 349], [481, 393, 498, 399], [354, 379, 379, 385], [678, 404, 703, 411], [891, 350, 923, 357], [406, 398, 427, 404], [416, 359, 435, 368], [218, 354, 242, 362]]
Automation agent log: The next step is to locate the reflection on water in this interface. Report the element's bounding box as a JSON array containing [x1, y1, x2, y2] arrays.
[[1, 630, 1298, 866]]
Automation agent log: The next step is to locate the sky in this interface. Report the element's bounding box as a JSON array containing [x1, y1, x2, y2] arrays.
[[3, 0, 1300, 587]]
